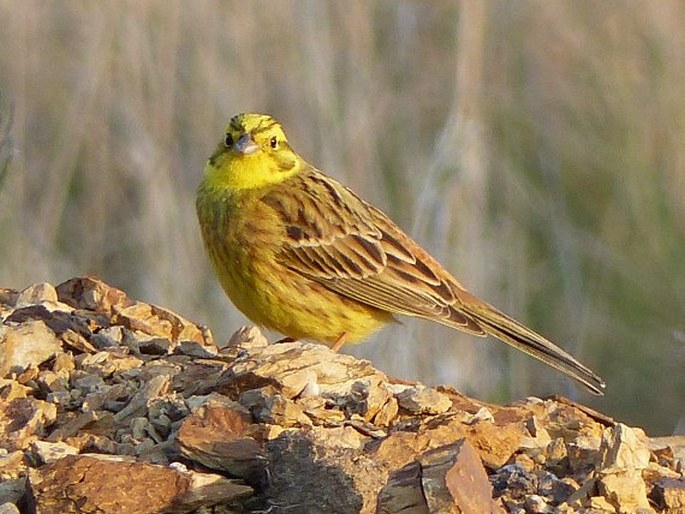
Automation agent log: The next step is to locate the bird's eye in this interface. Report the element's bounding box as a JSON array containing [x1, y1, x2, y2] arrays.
[[270, 136, 278, 149], [224, 133, 234, 147]]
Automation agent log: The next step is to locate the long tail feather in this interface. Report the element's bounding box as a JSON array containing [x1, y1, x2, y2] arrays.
[[456, 299, 606, 395]]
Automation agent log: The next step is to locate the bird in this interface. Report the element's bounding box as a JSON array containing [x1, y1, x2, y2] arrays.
[[196, 113, 605, 395]]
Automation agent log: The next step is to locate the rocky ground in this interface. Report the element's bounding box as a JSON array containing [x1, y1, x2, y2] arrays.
[[0, 277, 683, 513]]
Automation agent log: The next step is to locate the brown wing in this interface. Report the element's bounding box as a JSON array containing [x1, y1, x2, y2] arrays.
[[260, 167, 605, 395], [260, 168, 485, 335]]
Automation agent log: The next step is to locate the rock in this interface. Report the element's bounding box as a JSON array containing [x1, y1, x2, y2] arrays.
[[650, 477, 685, 513], [377, 439, 506, 514], [26, 454, 252, 514], [16, 282, 58, 306], [262, 428, 376, 514], [112, 301, 210, 348], [466, 419, 526, 468], [567, 435, 602, 473], [490, 463, 538, 504], [0, 451, 25, 479], [29, 440, 79, 464], [373, 396, 399, 427], [393, 384, 452, 415], [0, 397, 57, 451], [598, 471, 655, 514], [648, 435, 685, 472], [586, 494, 618, 512], [0, 503, 20, 514], [0, 320, 62, 377], [176, 398, 267, 480], [601, 423, 651, 471], [227, 339, 387, 402], [377, 461, 428, 513], [537, 472, 579, 505], [0, 477, 25, 505], [176, 340, 219, 358], [112, 373, 170, 423], [239, 387, 312, 427], [420, 439, 505, 514], [225, 324, 269, 349], [0, 277, 680, 513], [524, 494, 553, 513], [55, 276, 132, 313]]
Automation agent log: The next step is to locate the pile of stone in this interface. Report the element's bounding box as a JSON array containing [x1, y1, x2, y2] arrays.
[[0, 277, 683, 513]]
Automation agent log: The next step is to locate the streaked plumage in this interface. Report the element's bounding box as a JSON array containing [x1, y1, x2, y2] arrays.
[[196, 113, 605, 395]]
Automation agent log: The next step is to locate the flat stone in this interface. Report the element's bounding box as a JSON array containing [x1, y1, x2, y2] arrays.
[[176, 399, 266, 481], [30, 440, 79, 464], [394, 385, 452, 415], [27, 454, 251, 514]]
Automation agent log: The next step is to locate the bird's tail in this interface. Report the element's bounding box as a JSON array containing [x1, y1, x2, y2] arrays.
[[458, 296, 606, 395]]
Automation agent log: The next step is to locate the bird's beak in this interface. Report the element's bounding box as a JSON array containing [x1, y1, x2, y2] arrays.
[[234, 133, 259, 155]]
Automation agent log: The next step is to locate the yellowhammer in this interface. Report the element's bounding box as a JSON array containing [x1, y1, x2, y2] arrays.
[[196, 113, 605, 395]]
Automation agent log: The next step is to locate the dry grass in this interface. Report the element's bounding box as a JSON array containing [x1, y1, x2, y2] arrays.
[[1, 1, 683, 434]]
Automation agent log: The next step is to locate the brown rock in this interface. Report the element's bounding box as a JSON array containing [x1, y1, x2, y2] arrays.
[[56, 276, 133, 313], [0, 379, 31, 401], [112, 301, 209, 346], [466, 419, 525, 469], [598, 471, 655, 514], [112, 373, 170, 423], [372, 416, 471, 471], [240, 387, 312, 427], [541, 400, 605, 441], [0, 451, 26, 479], [227, 340, 389, 408], [586, 494, 617, 512], [0, 278, 680, 514], [600, 423, 651, 471], [27, 454, 251, 514], [420, 439, 505, 514], [173, 469, 254, 513], [373, 396, 399, 427], [60, 327, 98, 354], [29, 440, 79, 464], [176, 398, 266, 480], [393, 385, 452, 415], [650, 477, 685, 513], [0, 320, 62, 377], [567, 435, 602, 473], [545, 437, 568, 467], [377, 461, 429, 513], [17, 282, 58, 306], [0, 397, 57, 451], [648, 435, 685, 471]]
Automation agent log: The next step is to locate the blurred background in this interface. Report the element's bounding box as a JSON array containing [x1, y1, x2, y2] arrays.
[[0, 1, 683, 435]]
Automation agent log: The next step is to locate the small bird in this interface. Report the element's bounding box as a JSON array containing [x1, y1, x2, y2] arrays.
[[196, 113, 605, 395]]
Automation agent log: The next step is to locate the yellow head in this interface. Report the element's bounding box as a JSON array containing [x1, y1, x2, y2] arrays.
[[204, 113, 302, 191]]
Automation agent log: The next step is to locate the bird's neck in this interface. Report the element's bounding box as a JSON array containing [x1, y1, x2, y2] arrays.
[[204, 152, 302, 192]]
